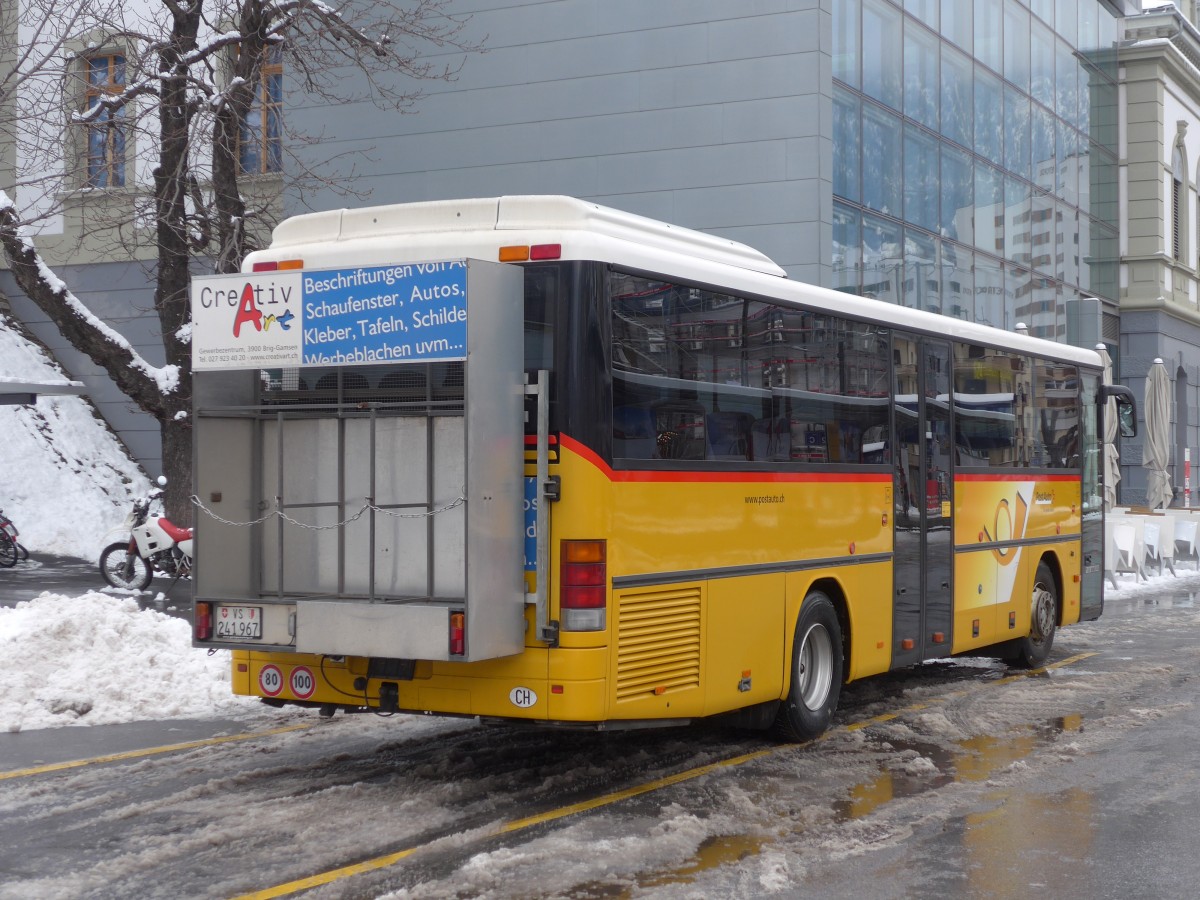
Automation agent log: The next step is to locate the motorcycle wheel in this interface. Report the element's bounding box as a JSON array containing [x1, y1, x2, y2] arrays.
[[0, 533, 16, 568], [99, 541, 153, 590], [17, 543, 28, 561]]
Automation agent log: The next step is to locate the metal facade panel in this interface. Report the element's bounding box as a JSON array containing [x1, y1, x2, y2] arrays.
[[285, 4, 831, 279]]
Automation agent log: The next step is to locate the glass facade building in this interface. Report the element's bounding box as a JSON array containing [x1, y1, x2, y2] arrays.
[[832, 0, 1122, 343]]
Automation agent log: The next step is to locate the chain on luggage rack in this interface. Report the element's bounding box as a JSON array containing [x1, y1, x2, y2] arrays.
[[189, 492, 466, 530]]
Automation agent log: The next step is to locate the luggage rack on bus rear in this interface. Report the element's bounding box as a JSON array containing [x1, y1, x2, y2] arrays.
[[191, 259, 528, 663]]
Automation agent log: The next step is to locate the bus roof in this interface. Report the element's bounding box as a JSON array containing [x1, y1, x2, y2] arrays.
[[259, 195, 787, 278], [248, 195, 1103, 371]]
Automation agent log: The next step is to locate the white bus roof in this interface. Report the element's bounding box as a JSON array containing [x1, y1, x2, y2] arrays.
[[260, 195, 786, 278], [247, 195, 1103, 371]]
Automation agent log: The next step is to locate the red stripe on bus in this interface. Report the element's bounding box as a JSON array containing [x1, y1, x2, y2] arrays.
[[954, 473, 1080, 482], [558, 433, 892, 484]]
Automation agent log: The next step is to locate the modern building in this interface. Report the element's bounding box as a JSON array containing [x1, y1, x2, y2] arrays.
[[0, 0, 1171, 502]]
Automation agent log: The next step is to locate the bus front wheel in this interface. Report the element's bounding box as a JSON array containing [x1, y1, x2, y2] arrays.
[[1007, 560, 1058, 668], [773, 592, 844, 742]]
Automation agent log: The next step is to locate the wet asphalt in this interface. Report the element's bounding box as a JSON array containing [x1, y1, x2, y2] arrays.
[[0, 551, 193, 620]]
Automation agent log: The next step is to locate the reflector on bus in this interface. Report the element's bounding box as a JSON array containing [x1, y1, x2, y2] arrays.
[[499, 244, 562, 262], [251, 259, 304, 272]]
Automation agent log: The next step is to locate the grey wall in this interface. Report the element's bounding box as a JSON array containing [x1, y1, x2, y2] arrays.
[[0, 264, 163, 476], [287, 0, 835, 284]]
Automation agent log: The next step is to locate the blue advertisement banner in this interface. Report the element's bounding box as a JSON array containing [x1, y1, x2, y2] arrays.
[[301, 261, 467, 365], [191, 260, 469, 371]]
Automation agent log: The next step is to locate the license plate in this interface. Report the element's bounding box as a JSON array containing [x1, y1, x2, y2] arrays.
[[215, 605, 263, 640]]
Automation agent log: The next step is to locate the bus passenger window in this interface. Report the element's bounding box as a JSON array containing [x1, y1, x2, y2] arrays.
[[1033, 360, 1080, 468], [952, 344, 1029, 467]]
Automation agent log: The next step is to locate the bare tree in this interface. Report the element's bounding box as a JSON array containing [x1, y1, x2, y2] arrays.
[[0, 0, 480, 521]]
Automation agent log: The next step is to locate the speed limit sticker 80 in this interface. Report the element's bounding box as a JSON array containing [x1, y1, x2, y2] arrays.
[[259, 664, 284, 696]]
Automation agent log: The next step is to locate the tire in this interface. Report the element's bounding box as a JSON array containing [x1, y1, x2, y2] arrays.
[[16, 543, 28, 561], [0, 533, 16, 568], [1008, 560, 1058, 668], [99, 541, 153, 591], [773, 591, 844, 742]]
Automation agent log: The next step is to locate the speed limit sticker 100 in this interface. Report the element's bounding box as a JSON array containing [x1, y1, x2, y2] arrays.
[[289, 665, 316, 700]]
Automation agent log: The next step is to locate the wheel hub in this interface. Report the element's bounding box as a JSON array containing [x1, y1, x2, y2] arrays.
[[798, 623, 833, 709], [1031, 583, 1055, 641]]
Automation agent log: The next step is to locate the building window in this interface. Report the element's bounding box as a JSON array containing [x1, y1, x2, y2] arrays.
[[1173, 143, 1186, 262], [239, 45, 283, 175], [83, 54, 125, 188]]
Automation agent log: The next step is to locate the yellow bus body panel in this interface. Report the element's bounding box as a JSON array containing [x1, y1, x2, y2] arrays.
[[230, 444, 1087, 725], [952, 474, 1083, 650]]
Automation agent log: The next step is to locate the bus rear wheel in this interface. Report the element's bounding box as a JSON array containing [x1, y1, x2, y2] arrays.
[[1007, 560, 1058, 668], [773, 591, 844, 742]]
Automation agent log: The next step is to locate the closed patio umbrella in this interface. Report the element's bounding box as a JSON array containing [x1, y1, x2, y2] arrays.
[[1097, 345, 1120, 511], [1143, 358, 1172, 510]]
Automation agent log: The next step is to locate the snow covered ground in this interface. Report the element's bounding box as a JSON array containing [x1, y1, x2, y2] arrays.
[[0, 313, 151, 559], [0, 593, 262, 733]]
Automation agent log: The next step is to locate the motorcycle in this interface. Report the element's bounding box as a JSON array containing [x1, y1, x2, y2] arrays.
[[0, 508, 28, 567], [99, 479, 194, 590]]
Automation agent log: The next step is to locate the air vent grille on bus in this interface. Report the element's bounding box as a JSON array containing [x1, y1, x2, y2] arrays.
[[615, 586, 701, 700]]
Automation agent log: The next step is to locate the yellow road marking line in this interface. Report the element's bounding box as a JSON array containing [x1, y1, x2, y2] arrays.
[[232, 747, 777, 900], [0, 723, 312, 781], [237, 651, 1098, 899]]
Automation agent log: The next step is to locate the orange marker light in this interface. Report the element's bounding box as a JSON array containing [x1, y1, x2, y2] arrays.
[[499, 245, 530, 262]]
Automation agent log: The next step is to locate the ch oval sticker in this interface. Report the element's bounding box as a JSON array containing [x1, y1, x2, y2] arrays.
[[509, 686, 538, 708]]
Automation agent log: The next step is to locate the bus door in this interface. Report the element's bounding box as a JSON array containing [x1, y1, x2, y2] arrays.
[[891, 335, 953, 667]]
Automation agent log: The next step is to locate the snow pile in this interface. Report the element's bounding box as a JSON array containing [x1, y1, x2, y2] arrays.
[[0, 592, 257, 732], [0, 313, 151, 560]]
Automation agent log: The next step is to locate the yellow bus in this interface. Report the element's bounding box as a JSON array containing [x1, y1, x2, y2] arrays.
[[189, 196, 1135, 740]]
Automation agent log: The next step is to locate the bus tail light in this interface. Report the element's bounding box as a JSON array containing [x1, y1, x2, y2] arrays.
[[195, 602, 212, 640], [449, 612, 466, 656], [560, 540, 606, 632]]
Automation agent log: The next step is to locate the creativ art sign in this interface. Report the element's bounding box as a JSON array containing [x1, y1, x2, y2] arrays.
[[190, 260, 468, 371]]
